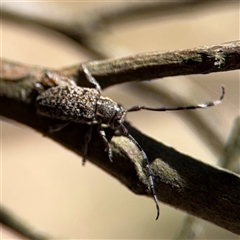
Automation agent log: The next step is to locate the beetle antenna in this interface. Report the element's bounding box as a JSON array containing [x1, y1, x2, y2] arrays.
[[119, 123, 160, 220], [127, 86, 225, 113], [127, 133, 160, 220]]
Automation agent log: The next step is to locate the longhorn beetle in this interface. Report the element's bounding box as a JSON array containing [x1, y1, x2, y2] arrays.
[[36, 64, 225, 220]]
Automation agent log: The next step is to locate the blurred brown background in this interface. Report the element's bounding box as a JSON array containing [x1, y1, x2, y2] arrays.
[[1, 1, 239, 239]]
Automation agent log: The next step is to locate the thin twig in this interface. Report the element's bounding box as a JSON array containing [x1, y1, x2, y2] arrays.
[[60, 41, 240, 89], [219, 117, 240, 171], [0, 206, 51, 240]]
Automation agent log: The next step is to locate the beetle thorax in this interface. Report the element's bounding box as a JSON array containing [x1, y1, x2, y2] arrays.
[[96, 96, 126, 129]]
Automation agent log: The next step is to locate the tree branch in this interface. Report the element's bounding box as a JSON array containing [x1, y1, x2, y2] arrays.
[[57, 41, 240, 89], [174, 116, 240, 239], [1, 58, 240, 234]]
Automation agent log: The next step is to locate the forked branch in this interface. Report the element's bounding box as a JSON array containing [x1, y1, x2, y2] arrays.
[[1, 52, 240, 234]]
